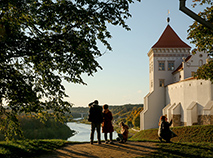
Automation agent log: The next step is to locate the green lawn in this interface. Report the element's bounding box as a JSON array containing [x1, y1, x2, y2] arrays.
[[1, 125, 213, 158], [144, 142, 213, 158], [131, 125, 213, 158], [0, 139, 68, 158]]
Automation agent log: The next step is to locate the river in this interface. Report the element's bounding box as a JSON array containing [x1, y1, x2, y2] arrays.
[[66, 122, 118, 142]]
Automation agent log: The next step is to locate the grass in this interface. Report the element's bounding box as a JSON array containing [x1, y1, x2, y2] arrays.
[[131, 125, 213, 158], [0, 139, 68, 158], [130, 124, 213, 143], [145, 142, 213, 158], [0, 125, 213, 158]]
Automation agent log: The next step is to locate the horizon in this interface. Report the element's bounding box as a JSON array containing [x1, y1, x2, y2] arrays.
[[64, 0, 209, 107]]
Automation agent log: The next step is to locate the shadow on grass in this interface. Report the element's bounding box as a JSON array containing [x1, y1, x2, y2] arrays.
[[144, 142, 213, 158], [0, 139, 67, 158]]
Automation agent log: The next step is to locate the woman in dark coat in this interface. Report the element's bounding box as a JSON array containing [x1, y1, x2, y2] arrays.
[[102, 104, 114, 144], [158, 115, 177, 143]]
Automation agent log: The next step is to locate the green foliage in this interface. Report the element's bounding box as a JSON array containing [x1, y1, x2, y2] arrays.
[[0, 0, 141, 140], [0, 139, 68, 158], [130, 125, 213, 143], [192, 0, 213, 6], [195, 60, 213, 82], [0, 115, 75, 140], [132, 112, 140, 127], [187, 2, 213, 53]]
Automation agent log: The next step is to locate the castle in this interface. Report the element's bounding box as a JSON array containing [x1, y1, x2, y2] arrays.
[[140, 24, 213, 130]]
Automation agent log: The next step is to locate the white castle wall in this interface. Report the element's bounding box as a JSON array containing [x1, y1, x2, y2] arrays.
[[165, 78, 213, 125]]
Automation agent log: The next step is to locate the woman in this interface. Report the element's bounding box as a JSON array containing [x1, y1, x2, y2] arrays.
[[102, 104, 114, 144], [158, 115, 177, 143]]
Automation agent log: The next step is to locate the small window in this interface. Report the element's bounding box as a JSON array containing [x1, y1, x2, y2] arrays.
[[168, 61, 175, 71], [159, 79, 165, 87], [158, 61, 165, 71]]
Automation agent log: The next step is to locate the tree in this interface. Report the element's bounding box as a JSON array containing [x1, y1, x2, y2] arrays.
[[187, 0, 213, 81], [0, 0, 140, 140], [195, 60, 213, 82], [132, 113, 140, 127], [187, 1, 213, 53]]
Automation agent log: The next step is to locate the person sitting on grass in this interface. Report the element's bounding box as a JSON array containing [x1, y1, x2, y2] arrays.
[[158, 115, 177, 143], [117, 121, 129, 143]]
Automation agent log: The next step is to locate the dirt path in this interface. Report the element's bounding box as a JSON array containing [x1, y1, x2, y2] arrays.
[[36, 141, 158, 158]]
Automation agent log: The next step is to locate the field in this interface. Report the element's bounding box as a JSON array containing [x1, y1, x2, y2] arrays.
[[0, 125, 213, 158]]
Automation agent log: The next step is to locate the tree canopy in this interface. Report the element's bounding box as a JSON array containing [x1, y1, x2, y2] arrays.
[[0, 0, 140, 140], [187, 1, 213, 53], [187, 0, 213, 81]]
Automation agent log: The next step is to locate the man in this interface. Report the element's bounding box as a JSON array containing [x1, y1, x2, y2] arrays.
[[88, 100, 103, 144]]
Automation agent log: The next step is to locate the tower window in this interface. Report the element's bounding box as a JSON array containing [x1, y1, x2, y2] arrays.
[[158, 61, 165, 71], [168, 61, 175, 71]]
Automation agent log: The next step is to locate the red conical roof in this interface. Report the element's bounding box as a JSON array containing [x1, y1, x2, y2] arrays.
[[152, 25, 191, 48]]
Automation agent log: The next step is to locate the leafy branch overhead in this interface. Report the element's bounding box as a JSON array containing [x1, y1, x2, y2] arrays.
[[0, 0, 140, 140], [188, 0, 213, 82]]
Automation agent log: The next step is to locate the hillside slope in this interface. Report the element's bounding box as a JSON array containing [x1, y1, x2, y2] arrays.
[[130, 125, 213, 143]]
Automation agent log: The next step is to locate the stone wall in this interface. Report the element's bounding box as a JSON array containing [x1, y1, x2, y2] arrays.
[[172, 114, 181, 127], [198, 115, 213, 125]]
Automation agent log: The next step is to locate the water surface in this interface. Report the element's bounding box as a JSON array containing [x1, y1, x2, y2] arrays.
[[66, 122, 118, 142]]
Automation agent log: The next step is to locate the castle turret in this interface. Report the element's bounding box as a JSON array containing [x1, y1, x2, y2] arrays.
[[141, 24, 191, 130]]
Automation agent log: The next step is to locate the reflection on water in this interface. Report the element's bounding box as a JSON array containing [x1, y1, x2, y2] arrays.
[[66, 122, 117, 142]]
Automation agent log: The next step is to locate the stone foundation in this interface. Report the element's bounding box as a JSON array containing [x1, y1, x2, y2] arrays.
[[198, 115, 213, 125], [172, 114, 181, 127]]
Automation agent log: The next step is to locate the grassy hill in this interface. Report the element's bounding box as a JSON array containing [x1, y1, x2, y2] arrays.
[[130, 125, 213, 158], [130, 124, 213, 143]]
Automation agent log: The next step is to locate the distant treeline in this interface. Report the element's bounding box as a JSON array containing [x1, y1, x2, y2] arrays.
[[70, 104, 143, 119], [0, 115, 75, 141], [71, 104, 143, 129]]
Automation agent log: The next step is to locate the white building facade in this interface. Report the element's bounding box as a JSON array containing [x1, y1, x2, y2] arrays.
[[140, 24, 213, 130]]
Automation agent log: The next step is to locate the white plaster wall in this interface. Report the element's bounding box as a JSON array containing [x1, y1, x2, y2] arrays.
[[153, 56, 183, 86], [184, 51, 208, 80], [187, 102, 198, 126], [166, 79, 212, 123], [149, 55, 154, 93], [180, 70, 184, 81], [141, 87, 165, 130]]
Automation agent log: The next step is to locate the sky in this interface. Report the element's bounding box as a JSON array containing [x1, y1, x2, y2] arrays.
[[63, 0, 208, 107]]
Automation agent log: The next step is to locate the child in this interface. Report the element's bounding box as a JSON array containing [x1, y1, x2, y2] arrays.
[[117, 122, 129, 143]]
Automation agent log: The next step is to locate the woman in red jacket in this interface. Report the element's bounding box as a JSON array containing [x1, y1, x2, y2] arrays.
[[102, 104, 114, 144]]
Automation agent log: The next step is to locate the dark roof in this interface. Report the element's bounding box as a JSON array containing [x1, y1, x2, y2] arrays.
[[172, 55, 192, 74], [152, 25, 191, 48]]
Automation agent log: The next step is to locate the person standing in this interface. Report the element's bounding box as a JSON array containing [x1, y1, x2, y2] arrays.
[[88, 100, 103, 144], [102, 104, 114, 144], [158, 115, 177, 143]]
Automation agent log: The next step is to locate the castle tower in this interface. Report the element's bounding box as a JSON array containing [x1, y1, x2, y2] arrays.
[[140, 24, 191, 130]]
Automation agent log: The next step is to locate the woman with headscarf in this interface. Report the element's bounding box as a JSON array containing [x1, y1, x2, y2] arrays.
[[158, 115, 177, 143]]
